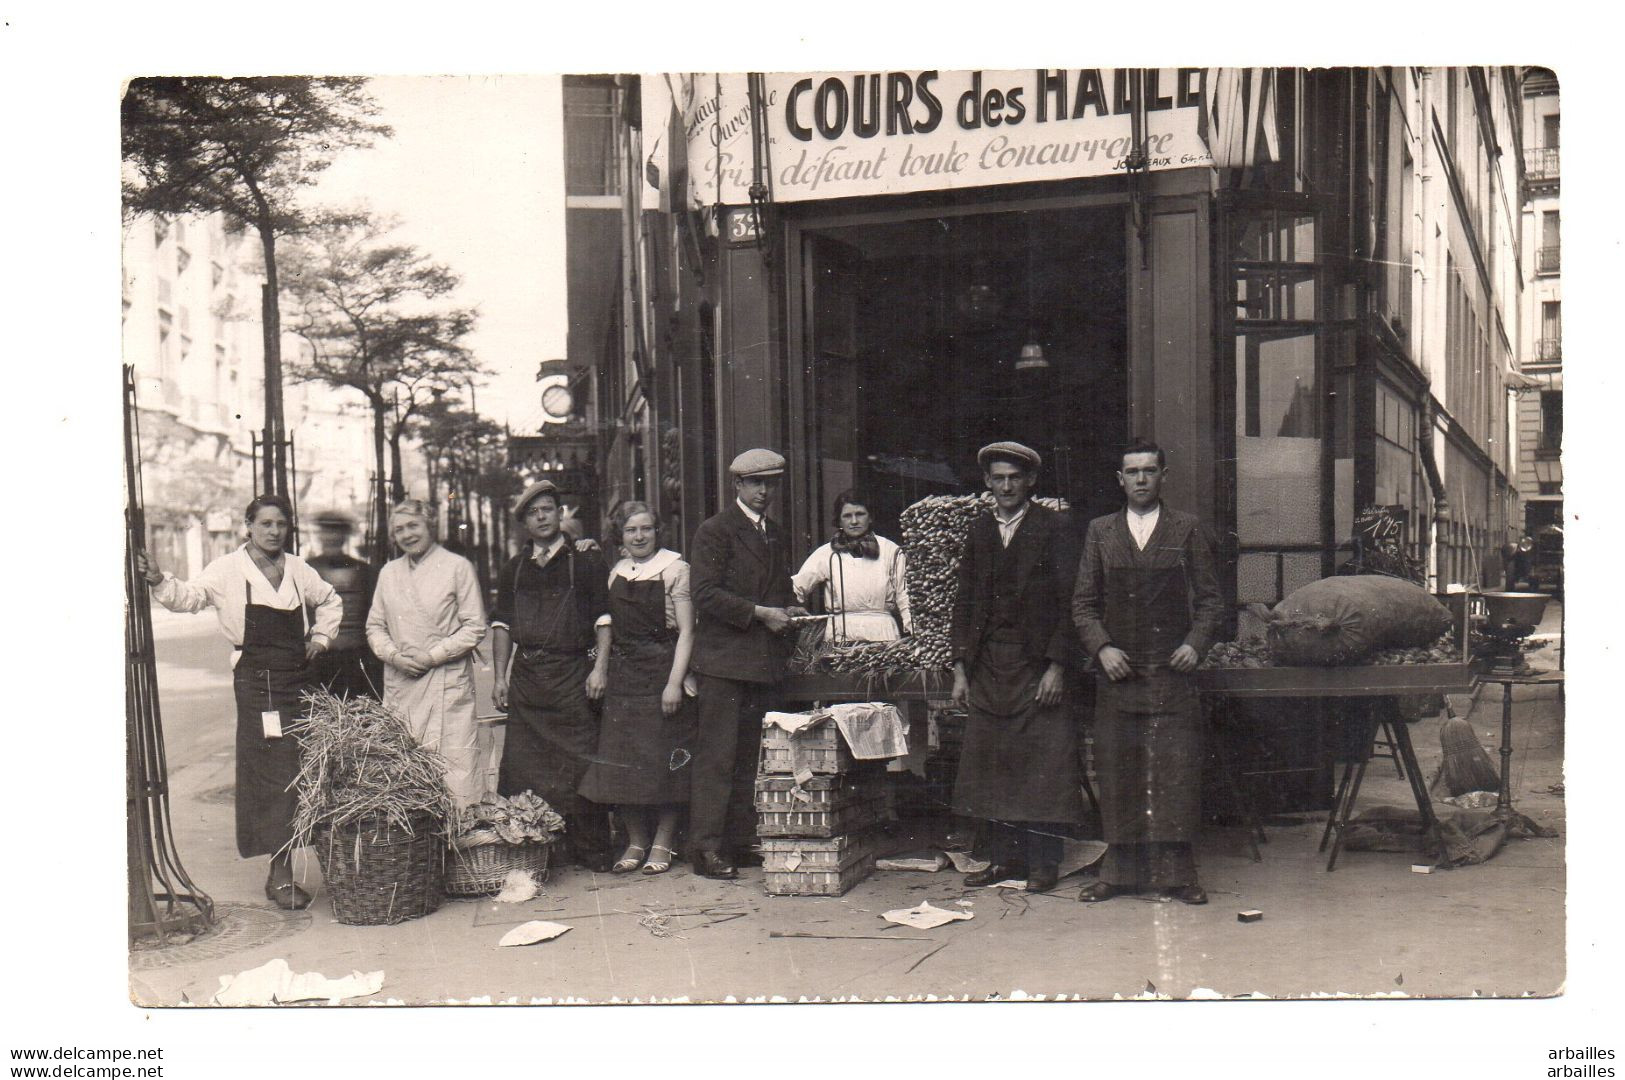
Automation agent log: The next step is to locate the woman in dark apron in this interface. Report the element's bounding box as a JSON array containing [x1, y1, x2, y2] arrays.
[[138, 494, 342, 910], [578, 502, 696, 875]]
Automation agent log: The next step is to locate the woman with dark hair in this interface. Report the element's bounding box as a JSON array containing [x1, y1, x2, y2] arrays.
[[135, 493, 343, 910], [578, 501, 696, 875], [792, 490, 911, 641]]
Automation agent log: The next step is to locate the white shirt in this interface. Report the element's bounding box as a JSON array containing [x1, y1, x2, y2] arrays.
[[1127, 504, 1161, 550], [528, 534, 568, 567], [151, 545, 343, 668], [736, 499, 766, 531], [993, 502, 1030, 548], [792, 536, 911, 641], [604, 548, 692, 630]]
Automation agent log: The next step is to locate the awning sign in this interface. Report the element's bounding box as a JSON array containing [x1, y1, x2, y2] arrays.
[[675, 69, 1265, 207]]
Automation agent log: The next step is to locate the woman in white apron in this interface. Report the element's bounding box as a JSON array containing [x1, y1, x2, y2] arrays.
[[365, 500, 491, 807], [792, 490, 911, 641]]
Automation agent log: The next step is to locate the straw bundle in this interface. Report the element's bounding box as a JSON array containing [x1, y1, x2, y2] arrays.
[[287, 688, 456, 845]]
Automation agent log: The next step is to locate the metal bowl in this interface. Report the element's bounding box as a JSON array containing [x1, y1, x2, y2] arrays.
[[1480, 591, 1550, 630]]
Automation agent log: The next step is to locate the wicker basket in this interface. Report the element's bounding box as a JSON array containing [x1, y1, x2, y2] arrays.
[[444, 839, 552, 897], [312, 812, 445, 926]]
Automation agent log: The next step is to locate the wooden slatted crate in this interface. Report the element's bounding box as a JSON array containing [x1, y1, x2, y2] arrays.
[[761, 832, 876, 896]]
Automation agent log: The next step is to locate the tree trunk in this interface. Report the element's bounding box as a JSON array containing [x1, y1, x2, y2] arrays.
[[371, 400, 390, 569], [257, 220, 287, 497], [388, 427, 406, 504]]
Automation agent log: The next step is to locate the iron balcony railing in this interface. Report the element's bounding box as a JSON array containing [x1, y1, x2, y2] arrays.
[[1537, 246, 1561, 274], [1535, 336, 1562, 363], [1525, 146, 1560, 181]]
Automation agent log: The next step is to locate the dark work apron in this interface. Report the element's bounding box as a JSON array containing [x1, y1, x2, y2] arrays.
[[1094, 666, 1202, 845], [578, 574, 693, 806], [952, 628, 1084, 824], [231, 577, 310, 858]]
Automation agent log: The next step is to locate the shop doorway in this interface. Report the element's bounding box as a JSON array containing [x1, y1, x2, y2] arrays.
[[797, 205, 1129, 539]]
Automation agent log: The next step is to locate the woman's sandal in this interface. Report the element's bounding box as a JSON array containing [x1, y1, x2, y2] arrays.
[[642, 845, 675, 875], [611, 845, 648, 874], [265, 879, 312, 911]]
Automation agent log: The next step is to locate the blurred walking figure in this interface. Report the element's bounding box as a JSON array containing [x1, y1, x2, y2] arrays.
[[366, 500, 490, 807], [305, 509, 383, 697], [135, 493, 342, 910]]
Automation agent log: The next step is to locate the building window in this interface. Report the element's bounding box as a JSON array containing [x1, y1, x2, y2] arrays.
[[1538, 301, 1561, 363], [1538, 210, 1560, 274], [1538, 481, 1562, 496], [1539, 390, 1562, 453], [564, 79, 621, 198]]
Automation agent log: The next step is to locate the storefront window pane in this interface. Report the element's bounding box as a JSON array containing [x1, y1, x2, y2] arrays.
[[1282, 552, 1323, 595], [1237, 552, 1278, 603], [1237, 330, 1320, 545]]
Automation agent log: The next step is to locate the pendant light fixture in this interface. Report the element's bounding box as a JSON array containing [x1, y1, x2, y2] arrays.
[[1015, 214, 1049, 371]]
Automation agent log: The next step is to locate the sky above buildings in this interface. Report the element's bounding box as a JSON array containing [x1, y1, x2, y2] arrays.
[[313, 75, 567, 433]]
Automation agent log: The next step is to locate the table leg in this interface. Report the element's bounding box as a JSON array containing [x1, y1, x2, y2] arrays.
[[1325, 716, 1377, 872], [1389, 722, 1440, 860], [1497, 681, 1515, 821], [1320, 761, 1353, 853]]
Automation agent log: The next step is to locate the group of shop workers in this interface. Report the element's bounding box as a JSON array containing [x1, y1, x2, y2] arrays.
[[135, 435, 1222, 909]]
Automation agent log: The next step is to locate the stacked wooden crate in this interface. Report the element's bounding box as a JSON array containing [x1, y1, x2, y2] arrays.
[[757, 716, 882, 896]]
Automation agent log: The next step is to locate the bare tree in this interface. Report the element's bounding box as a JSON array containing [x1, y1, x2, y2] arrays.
[[122, 77, 390, 496], [280, 215, 484, 565]]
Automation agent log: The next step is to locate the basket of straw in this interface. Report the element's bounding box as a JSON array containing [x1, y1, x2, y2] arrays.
[[445, 792, 564, 897], [289, 690, 455, 926]]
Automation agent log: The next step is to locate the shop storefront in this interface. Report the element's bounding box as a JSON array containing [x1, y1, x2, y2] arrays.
[[601, 68, 1517, 621]]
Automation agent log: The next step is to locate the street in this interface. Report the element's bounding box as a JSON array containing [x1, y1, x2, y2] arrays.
[[129, 600, 1567, 1005]]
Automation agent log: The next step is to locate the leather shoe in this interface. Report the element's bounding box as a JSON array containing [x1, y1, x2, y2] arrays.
[[1076, 881, 1121, 903], [1166, 884, 1208, 905], [694, 851, 738, 880], [1025, 865, 1060, 894], [963, 863, 1022, 888]]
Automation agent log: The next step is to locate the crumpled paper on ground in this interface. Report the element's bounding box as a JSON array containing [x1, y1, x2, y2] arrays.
[[213, 958, 383, 1006], [876, 852, 949, 872], [881, 902, 975, 930], [498, 921, 572, 947], [943, 850, 991, 874], [494, 869, 540, 903]]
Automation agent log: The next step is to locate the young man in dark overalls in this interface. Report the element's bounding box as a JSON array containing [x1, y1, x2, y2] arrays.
[[490, 480, 615, 873]]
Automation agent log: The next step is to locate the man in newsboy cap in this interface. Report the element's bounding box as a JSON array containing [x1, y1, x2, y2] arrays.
[[686, 448, 808, 879], [489, 478, 616, 873], [948, 441, 1086, 894]]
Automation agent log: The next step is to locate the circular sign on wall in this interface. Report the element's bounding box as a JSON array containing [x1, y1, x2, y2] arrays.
[[541, 382, 574, 419]]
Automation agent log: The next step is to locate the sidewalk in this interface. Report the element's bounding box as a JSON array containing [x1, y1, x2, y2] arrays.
[[130, 609, 1566, 1005]]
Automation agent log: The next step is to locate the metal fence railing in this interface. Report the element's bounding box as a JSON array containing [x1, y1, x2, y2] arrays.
[[1537, 246, 1561, 274]]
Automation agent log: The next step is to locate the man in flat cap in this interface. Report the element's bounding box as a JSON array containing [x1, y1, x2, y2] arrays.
[[1072, 440, 1224, 904], [687, 449, 808, 879], [949, 442, 1085, 893], [490, 479, 616, 872], [305, 510, 383, 698]]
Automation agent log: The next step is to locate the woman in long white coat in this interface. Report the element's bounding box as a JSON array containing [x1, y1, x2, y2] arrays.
[[365, 500, 490, 807], [792, 490, 911, 642]]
